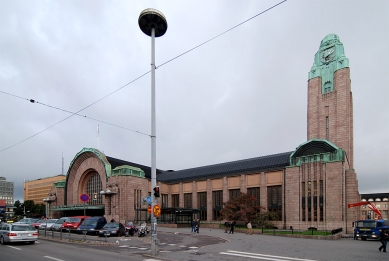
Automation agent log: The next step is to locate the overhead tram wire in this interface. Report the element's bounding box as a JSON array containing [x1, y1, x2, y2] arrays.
[[158, 0, 288, 68], [0, 90, 150, 137], [0, 0, 288, 153]]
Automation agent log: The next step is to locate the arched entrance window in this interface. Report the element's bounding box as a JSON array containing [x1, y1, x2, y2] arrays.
[[86, 172, 103, 205]]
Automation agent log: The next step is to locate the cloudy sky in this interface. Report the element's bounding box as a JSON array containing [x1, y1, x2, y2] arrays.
[[1, 0, 388, 202]]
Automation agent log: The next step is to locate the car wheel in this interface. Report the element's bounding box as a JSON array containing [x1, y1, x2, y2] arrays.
[[29, 241, 35, 244], [0, 236, 6, 245]]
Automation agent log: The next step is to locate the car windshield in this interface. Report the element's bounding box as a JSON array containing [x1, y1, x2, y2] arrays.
[[12, 225, 35, 231], [36, 220, 45, 223], [356, 221, 376, 228], [104, 223, 118, 228], [47, 220, 57, 223], [56, 218, 68, 224], [67, 218, 81, 222]]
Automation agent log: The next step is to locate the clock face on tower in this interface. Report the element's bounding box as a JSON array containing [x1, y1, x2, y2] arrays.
[[320, 47, 335, 63]]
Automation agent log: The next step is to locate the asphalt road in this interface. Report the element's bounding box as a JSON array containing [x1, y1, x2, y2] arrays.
[[1, 227, 388, 261]]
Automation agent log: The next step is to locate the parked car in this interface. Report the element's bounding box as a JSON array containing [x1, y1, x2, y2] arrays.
[[98, 222, 125, 237], [51, 217, 68, 231], [61, 216, 91, 232], [0, 223, 38, 244], [14, 218, 39, 225], [30, 219, 46, 229], [39, 219, 58, 230], [76, 216, 107, 235]]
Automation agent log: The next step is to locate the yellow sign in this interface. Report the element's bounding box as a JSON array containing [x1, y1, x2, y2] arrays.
[[153, 204, 161, 217]]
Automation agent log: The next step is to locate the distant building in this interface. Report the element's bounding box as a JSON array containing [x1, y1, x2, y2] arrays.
[[360, 193, 389, 220], [0, 177, 14, 220], [0, 177, 14, 205], [24, 175, 66, 204]]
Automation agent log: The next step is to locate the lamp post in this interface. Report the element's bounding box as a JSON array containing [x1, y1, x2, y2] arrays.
[[138, 8, 167, 256], [43, 198, 51, 236]]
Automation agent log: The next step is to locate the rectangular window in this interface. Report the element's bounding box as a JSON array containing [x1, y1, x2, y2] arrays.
[[247, 187, 260, 206], [326, 116, 329, 140], [172, 194, 179, 208], [212, 190, 223, 220], [197, 192, 207, 221], [229, 189, 240, 201], [267, 185, 282, 221], [162, 194, 168, 208], [184, 193, 192, 208]]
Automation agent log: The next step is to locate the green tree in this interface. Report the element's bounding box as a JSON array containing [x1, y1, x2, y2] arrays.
[[220, 193, 264, 223], [255, 211, 279, 228]]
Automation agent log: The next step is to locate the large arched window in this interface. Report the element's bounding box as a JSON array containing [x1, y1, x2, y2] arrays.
[[86, 172, 103, 205]]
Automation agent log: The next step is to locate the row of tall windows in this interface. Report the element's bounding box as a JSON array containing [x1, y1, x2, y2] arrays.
[[85, 173, 103, 205], [267, 185, 282, 221], [213, 190, 223, 220], [301, 181, 324, 221]]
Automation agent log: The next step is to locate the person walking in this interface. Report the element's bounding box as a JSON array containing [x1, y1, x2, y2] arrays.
[[378, 229, 388, 252], [229, 220, 236, 234], [191, 220, 196, 233], [195, 219, 200, 233], [224, 220, 229, 233], [247, 221, 252, 235]]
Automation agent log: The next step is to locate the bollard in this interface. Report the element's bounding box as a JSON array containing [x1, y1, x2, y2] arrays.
[[60, 229, 62, 240]]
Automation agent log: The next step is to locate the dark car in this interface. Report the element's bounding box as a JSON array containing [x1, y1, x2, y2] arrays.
[[98, 222, 125, 237], [76, 216, 107, 235]]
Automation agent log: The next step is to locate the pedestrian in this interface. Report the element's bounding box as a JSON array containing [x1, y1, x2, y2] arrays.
[[195, 219, 200, 233], [224, 220, 229, 233], [110, 218, 116, 223], [378, 229, 388, 252], [247, 221, 252, 235], [191, 219, 196, 233], [229, 220, 236, 234]]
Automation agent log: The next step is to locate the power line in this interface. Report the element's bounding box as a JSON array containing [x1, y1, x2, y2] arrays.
[[0, 0, 288, 153], [0, 90, 151, 136]]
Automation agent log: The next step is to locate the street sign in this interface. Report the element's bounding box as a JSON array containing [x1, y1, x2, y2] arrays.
[[146, 196, 152, 205], [80, 193, 90, 202], [153, 204, 161, 217]]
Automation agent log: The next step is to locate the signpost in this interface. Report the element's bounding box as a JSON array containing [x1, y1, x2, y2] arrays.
[[80, 193, 89, 241]]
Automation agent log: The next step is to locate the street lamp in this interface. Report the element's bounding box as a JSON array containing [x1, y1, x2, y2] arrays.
[[43, 198, 52, 236], [138, 8, 167, 256]]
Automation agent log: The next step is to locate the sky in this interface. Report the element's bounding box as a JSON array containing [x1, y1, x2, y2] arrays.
[[1, 0, 388, 202]]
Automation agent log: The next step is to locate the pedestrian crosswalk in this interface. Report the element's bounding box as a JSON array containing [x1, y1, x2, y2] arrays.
[[219, 250, 318, 261]]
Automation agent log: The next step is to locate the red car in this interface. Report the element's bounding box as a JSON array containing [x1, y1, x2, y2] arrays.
[[61, 216, 91, 232], [30, 219, 46, 229]]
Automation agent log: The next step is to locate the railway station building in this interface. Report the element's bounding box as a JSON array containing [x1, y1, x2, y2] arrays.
[[47, 34, 360, 233]]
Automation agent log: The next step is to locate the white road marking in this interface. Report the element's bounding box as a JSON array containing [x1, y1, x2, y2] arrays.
[[43, 256, 65, 261], [220, 250, 318, 261], [7, 245, 22, 250]]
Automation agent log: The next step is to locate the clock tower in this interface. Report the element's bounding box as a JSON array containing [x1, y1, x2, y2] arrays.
[[307, 34, 354, 168]]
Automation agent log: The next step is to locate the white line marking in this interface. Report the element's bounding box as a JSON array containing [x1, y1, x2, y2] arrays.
[[220, 251, 318, 261], [7, 245, 22, 250], [43, 256, 65, 261]]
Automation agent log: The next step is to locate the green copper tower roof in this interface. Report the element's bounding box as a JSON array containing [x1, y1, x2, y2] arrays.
[[308, 34, 349, 93]]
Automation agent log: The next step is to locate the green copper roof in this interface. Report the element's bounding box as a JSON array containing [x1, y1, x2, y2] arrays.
[[67, 148, 112, 179], [53, 180, 66, 188], [308, 34, 349, 93], [289, 139, 344, 167], [111, 165, 146, 178]]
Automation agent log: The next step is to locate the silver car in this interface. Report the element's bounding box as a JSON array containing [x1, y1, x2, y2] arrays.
[[0, 223, 38, 244], [51, 217, 68, 231], [39, 219, 58, 230]]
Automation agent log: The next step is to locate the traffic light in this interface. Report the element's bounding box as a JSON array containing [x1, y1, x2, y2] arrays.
[[153, 186, 160, 197]]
